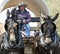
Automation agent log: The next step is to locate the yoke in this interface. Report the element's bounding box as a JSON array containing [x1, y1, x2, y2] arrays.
[[23, 37, 40, 47], [30, 17, 41, 31], [31, 17, 40, 22]]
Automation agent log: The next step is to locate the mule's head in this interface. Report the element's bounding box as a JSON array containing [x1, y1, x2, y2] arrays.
[[7, 19, 17, 46], [41, 20, 56, 45], [40, 13, 59, 47]]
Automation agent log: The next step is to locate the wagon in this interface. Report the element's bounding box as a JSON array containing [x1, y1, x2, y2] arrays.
[[22, 17, 41, 54], [0, 0, 50, 54]]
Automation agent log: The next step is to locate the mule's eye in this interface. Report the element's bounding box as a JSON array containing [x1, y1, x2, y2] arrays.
[[43, 24, 47, 28], [50, 24, 54, 29], [50, 24, 55, 33], [43, 24, 47, 31]]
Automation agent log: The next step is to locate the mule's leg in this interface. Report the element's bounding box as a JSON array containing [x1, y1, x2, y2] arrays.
[[0, 48, 5, 54], [52, 46, 60, 54], [50, 50, 53, 54], [35, 46, 50, 54], [1, 48, 9, 54], [35, 47, 39, 54], [18, 48, 24, 54], [32, 47, 36, 54], [4, 49, 9, 54], [9, 52, 17, 54]]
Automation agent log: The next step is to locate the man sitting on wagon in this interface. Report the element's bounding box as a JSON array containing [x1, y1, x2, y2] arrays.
[[11, 2, 31, 38]]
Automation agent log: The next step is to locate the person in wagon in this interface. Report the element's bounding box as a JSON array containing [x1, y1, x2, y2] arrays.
[[11, 2, 31, 38]]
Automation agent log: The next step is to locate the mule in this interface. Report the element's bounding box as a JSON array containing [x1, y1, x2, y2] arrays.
[[35, 13, 60, 54], [0, 18, 24, 54]]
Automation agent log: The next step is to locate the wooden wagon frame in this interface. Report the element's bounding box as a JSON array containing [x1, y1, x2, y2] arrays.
[[22, 17, 41, 54]]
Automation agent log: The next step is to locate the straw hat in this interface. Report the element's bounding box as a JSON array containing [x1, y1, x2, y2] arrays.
[[18, 2, 28, 7]]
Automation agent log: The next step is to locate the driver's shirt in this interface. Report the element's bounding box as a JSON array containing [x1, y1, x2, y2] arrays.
[[17, 10, 27, 20], [11, 8, 31, 23]]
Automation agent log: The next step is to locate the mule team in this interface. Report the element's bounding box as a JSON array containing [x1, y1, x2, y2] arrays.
[[0, 2, 60, 54]]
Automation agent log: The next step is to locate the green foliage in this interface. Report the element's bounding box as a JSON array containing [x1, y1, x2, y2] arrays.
[[45, 0, 60, 36]]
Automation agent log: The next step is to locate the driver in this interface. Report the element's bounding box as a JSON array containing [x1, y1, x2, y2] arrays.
[[11, 2, 31, 37]]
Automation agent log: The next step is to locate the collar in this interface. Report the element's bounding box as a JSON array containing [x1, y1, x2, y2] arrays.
[[19, 10, 25, 13]]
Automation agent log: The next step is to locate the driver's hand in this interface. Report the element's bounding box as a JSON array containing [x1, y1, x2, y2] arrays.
[[23, 19, 26, 23]]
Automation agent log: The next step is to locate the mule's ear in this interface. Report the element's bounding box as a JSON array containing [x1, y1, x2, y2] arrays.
[[51, 13, 59, 22], [42, 17, 47, 21], [42, 16, 51, 21]]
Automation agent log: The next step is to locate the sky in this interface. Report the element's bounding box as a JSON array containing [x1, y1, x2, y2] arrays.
[[0, 0, 4, 6], [0, 0, 6, 23]]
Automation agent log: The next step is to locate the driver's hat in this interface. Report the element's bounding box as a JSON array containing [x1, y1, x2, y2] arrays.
[[18, 2, 28, 7]]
